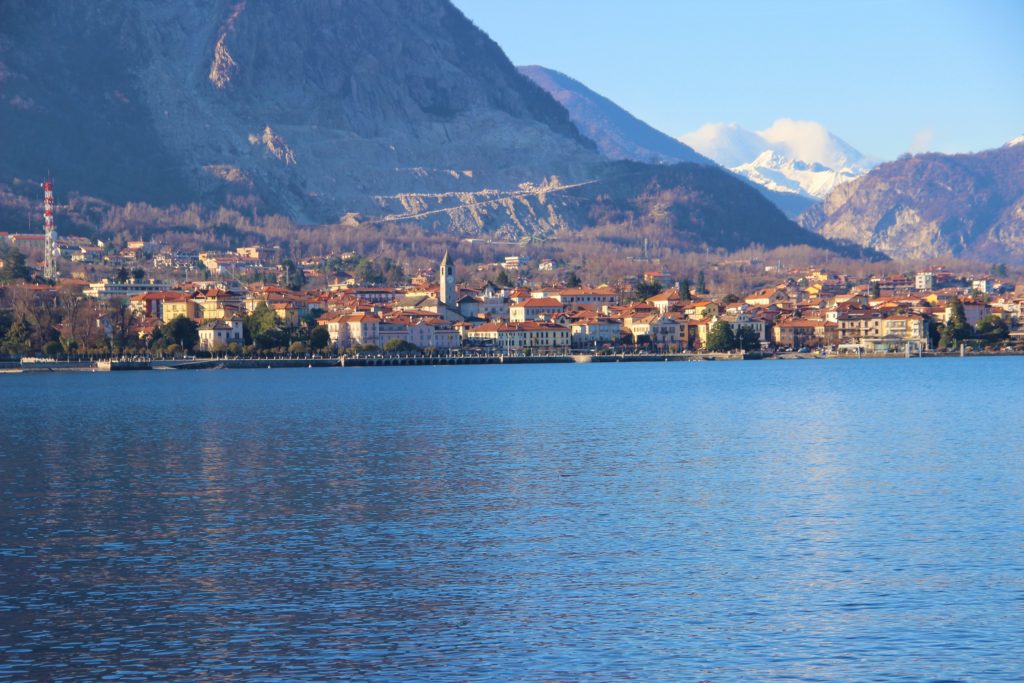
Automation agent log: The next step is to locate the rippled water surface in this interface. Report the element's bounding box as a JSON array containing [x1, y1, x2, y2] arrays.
[[2, 358, 1023, 681]]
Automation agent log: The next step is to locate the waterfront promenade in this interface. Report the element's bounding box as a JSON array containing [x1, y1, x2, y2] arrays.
[[1, 348, 1016, 372]]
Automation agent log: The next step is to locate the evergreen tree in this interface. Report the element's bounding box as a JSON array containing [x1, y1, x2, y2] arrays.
[[975, 315, 1009, 344], [0, 245, 31, 283], [1, 317, 31, 355], [635, 280, 662, 301], [869, 281, 881, 298], [495, 268, 513, 288], [280, 259, 306, 290], [939, 296, 971, 349], [565, 271, 581, 288], [353, 258, 383, 285], [162, 316, 199, 351], [736, 327, 761, 352], [680, 279, 692, 301], [309, 326, 331, 352], [705, 320, 736, 352], [696, 270, 707, 295]]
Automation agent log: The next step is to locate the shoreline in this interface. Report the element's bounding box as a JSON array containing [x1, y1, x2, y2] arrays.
[[3, 350, 1023, 373]]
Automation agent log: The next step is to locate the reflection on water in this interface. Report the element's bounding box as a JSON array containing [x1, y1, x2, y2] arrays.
[[2, 359, 1023, 681]]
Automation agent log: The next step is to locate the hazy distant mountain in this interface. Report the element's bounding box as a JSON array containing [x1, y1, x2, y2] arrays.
[[519, 66, 817, 218], [517, 65, 713, 166], [800, 137, 1024, 262], [680, 119, 876, 200]]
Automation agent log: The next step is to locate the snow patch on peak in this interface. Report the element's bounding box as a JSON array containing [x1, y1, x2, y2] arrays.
[[679, 118, 877, 199], [678, 123, 768, 168], [1006, 134, 1024, 148], [758, 118, 868, 171]]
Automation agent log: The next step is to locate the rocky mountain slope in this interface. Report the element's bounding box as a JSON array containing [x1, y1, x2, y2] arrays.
[[0, 0, 599, 222], [800, 138, 1024, 261], [0, 0, 864, 257], [680, 120, 876, 200]]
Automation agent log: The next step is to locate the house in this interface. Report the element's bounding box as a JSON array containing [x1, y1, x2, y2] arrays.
[[721, 313, 767, 343], [570, 317, 623, 347], [84, 279, 166, 301], [161, 292, 200, 323], [509, 297, 564, 322], [554, 287, 618, 308], [744, 287, 790, 307], [647, 288, 683, 314], [773, 318, 820, 348], [466, 321, 570, 352], [198, 318, 244, 351], [643, 271, 674, 288]]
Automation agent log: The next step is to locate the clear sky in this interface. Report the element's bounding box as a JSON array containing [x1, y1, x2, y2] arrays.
[[452, 0, 1024, 160]]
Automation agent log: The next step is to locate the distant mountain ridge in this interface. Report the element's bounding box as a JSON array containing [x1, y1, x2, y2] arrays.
[[517, 65, 713, 166], [800, 138, 1024, 262], [680, 120, 876, 200], [519, 65, 817, 218]]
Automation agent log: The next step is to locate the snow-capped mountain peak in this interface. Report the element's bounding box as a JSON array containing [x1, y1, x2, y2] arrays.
[[1005, 134, 1024, 148], [678, 118, 877, 199]]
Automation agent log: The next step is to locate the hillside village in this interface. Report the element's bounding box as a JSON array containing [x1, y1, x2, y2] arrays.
[[1, 233, 1022, 359]]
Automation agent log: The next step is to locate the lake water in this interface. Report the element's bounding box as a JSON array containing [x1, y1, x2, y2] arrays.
[[1, 358, 1023, 681]]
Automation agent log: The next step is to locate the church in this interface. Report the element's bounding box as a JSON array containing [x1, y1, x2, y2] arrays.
[[392, 250, 466, 322]]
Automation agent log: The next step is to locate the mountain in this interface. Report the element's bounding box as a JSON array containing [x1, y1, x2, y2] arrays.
[[517, 65, 712, 166], [0, 0, 600, 222], [680, 119, 876, 200], [800, 139, 1024, 262], [0, 0, 864, 258], [519, 66, 816, 218]]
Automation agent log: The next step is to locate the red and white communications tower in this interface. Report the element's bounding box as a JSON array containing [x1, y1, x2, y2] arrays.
[[42, 179, 58, 281]]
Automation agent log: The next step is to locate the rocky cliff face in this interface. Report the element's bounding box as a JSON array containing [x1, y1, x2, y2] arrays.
[[0, 0, 598, 221], [800, 141, 1024, 261]]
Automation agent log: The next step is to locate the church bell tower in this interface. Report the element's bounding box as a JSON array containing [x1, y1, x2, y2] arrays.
[[439, 250, 455, 309]]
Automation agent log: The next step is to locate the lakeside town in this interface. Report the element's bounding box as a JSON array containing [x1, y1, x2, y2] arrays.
[[1, 232, 1022, 365]]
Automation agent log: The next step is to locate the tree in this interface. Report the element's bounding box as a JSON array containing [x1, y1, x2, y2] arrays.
[[1, 317, 31, 355], [565, 271, 581, 288], [696, 270, 707, 295], [115, 267, 131, 284], [309, 326, 331, 352], [940, 296, 971, 349], [384, 339, 420, 353], [722, 293, 741, 304], [495, 267, 513, 288], [705, 320, 736, 352], [0, 310, 11, 342], [869, 281, 881, 298], [679, 278, 692, 301], [353, 258, 383, 285], [0, 245, 31, 283], [246, 302, 279, 337], [162, 315, 199, 351], [736, 327, 761, 352], [106, 302, 138, 353], [131, 267, 146, 282], [635, 279, 662, 301], [280, 259, 306, 291], [975, 315, 1009, 345]]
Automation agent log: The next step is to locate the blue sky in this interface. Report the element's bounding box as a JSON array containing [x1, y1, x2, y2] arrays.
[[452, 0, 1024, 160]]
